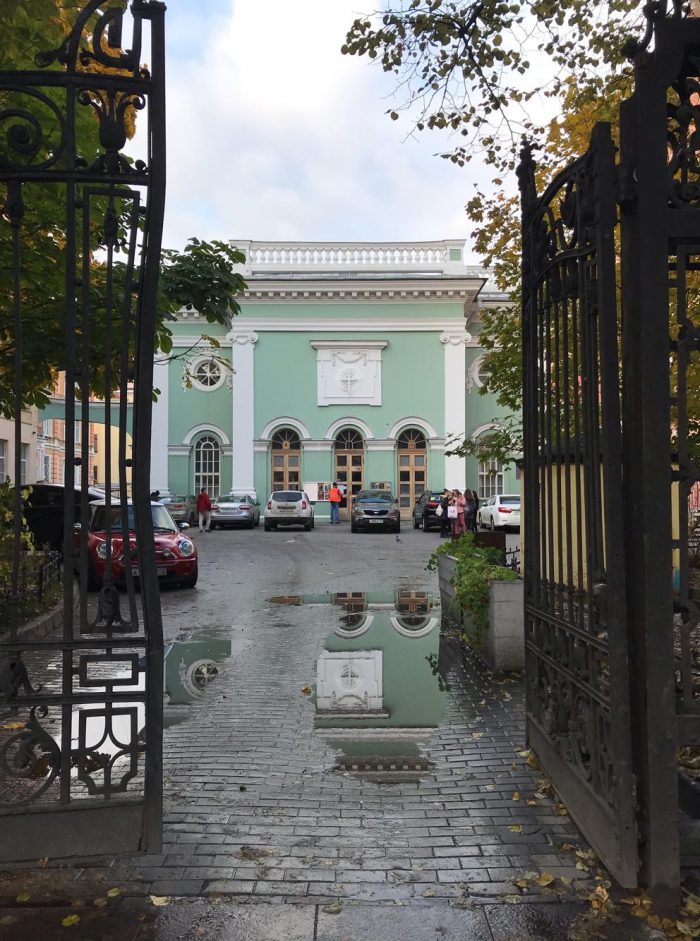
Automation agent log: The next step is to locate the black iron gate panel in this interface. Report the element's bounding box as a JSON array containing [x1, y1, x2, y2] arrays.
[[0, 0, 166, 861], [519, 124, 639, 887]]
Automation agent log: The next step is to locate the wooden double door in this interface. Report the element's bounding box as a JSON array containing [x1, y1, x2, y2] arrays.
[[335, 430, 364, 520]]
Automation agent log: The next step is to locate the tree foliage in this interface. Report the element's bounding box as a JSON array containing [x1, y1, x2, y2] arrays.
[[344, 3, 651, 466], [0, 2, 246, 416]]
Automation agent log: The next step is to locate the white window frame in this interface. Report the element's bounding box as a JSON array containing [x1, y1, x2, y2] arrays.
[[478, 456, 503, 500], [20, 443, 28, 485], [194, 435, 221, 497], [0, 439, 6, 481], [189, 355, 226, 393]]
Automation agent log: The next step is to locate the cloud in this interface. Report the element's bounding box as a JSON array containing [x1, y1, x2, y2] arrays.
[[162, 0, 490, 259]]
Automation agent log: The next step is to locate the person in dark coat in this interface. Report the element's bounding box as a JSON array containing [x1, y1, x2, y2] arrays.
[[439, 489, 451, 538]]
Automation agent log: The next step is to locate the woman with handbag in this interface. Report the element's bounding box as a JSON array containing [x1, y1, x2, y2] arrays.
[[439, 489, 451, 538], [449, 489, 466, 536]]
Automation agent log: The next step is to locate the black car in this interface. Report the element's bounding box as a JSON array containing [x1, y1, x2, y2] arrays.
[[412, 490, 446, 532], [24, 483, 105, 552]]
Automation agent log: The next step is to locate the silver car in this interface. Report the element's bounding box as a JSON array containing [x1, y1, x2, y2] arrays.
[[264, 490, 315, 531], [160, 494, 196, 525], [210, 492, 261, 529], [350, 489, 401, 533]]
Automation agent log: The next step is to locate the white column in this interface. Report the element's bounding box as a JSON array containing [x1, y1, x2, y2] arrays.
[[150, 358, 170, 492], [229, 330, 258, 495], [441, 331, 469, 489]]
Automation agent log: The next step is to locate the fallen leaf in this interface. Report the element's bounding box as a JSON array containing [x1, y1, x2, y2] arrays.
[[107, 887, 121, 898], [301, 686, 312, 695], [0, 916, 17, 925], [508, 824, 524, 833], [149, 895, 171, 906], [516, 749, 530, 758], [503, 894, 522, 903], [93, 898, 108, 908], [537, 873, 556, 887], [62, 915, 81, 927], [15, 892, 30, 903], [526, 800, 538, 806], [554, 803, 569, 816], [322, 900, 342, 915], [514, 878, 530, 889], [422, 888, 436, 897], [472, 732, 484, 739], [512, 791, 521, 801], [1, 722, 26, 730], [560, 843, 577, 852], [37, 857, 49, 868]]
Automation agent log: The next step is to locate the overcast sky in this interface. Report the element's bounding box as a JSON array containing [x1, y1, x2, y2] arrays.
[[160, 0, 492, 261]]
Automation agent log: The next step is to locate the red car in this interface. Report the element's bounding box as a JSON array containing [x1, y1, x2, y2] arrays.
[[75, 500, 198, 590]]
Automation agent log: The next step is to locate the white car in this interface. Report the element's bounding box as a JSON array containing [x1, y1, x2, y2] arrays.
[[264, 490, 315, 531], [477, 494, 521, 530]]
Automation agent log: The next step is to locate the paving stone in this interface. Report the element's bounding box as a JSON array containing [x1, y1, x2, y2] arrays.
[[316, 901, 493, 940]]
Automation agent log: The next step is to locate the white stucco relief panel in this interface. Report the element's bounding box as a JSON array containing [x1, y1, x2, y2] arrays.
[[316, 650, 384, 713], [311, 341, 387, 407]]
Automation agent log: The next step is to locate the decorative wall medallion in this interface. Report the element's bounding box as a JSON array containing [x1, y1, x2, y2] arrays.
[[316, 650, 383, 712], [311, 341, 387, 406]]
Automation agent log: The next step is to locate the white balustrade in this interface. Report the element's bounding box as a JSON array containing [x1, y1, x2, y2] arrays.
[[244, 240, 464, 273]]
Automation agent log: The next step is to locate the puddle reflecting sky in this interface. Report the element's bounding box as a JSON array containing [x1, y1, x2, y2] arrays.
[[272, 588, 451, 782]]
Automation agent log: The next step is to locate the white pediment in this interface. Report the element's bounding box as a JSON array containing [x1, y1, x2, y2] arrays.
[[311, 341, 386, 407]]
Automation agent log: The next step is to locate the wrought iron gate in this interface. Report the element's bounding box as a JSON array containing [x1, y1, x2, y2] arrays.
[[0, 0, 166, 860], [520, 124, 639, 888], [522, 2, 700, 905]]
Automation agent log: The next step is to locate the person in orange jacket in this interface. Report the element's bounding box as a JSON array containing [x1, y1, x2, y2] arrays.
[[328, 482, 342, 525]]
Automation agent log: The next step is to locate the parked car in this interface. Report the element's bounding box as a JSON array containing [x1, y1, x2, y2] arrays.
[[211, 492, 261, 529], [160, 493, 196, 525], [412, 490, 445, 532], [24, 483, 105, 552], [351, 489, 401, 533], [264, 490, 314, 531], [75, 500, 198, 589], [477, 494, 521, 531]]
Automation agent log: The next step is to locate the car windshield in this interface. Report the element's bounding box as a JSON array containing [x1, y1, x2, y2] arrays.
[[272, 492, 302, 503], [500, 496, 520, 505], [161, 496, 184, 504], [219, 494, 251, 503], [90, 504, 178, 533], [356, 491, 393, 503], [425, 492, 444, 501]]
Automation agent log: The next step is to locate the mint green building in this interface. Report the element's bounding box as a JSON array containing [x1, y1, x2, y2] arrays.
[[150, 240, 517, 519]]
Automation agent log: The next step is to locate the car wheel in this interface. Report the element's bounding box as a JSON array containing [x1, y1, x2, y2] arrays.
[[311, 516, 315, 529], [304, 521, 312, 531], [489, 517, 495, 531], [264, 521, 271, 532], [395, 522, 401, 534], [247, 519, 254, 529], [181, 564, 198, 589], [422, 514, 431, 532], [189, 512, 196, 525], [255, 515, 260, 527], [87, 562, 101, 592], [350, 522, 357, 533], [413, 514, 419, 529]]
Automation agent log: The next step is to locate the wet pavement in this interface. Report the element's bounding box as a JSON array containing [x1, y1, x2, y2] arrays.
[[0, 524, 681, 938]]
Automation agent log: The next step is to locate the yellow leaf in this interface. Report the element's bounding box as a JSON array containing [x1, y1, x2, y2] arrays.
[[516, 749, 530, 758], [150, 895, 171, 907], [537, 873, 555, 887], [62, 915, 81, 927], [503, 894, 522, 903], [514, 878, 530, 888], [472, 732, 484, 739], [16, 892, 30, 903], [0, 916, 17, 925], [107, 887, 121, 897], [554, 803, 568, 816], [560, 843, 577, 852], [527, 752, 540, 769], [37, 857, 49, 868], [594, 885, 609, 902], [94, 897, 108, 908], [301, 686, 312, 695], [508, 824, 524, 833], [526, 800, 538, 806], [422, 888, 436, 897], [512, 791, 521, 801], [2, 722, 26, 730], [646, 915, 661, 929]]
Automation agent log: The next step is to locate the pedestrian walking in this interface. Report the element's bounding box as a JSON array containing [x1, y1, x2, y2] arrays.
[[439, 488, 451, 538], [328, 482, 342, 525], [196, 487, 212, 532], [451, 489, 467, 536], [150, 489, 161, 502]]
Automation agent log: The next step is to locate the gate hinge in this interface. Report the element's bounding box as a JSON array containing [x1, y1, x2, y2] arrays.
[[616, 161, 637, 211]]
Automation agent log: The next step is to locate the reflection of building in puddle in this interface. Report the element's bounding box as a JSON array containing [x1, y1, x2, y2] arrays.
[[307, 589, 446, 782], [164, 635, 232, 706]]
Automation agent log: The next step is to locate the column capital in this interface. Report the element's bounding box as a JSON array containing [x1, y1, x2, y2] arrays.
[[440, 330, 471, 346], [227, 330, 259, 345]]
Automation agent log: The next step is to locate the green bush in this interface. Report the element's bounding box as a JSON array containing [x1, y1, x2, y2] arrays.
[[427, 532, 518, 648]]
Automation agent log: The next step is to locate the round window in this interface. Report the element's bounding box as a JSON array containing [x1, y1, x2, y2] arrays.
[[190, 357, 224, 391]]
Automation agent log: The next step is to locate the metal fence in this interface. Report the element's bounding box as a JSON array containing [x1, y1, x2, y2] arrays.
[[0, 552, 61, 630]]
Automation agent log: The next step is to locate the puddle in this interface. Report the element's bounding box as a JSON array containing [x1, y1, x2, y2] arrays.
[[271, 588, 452, 783]]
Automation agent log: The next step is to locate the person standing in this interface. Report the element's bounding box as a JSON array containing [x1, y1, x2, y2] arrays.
[[439, 489, 451, 538], [196, 486, 212, 533], [465, 488, 478, 533], [452, 489, 467, 536], [328, 482, 342, 525]]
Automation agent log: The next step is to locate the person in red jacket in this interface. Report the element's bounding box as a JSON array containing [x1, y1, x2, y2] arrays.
[[196, 487, 212, 533]]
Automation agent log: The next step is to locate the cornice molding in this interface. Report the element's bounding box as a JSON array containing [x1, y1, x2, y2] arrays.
[[239, 276, 484, 304], [440, 331, 472, 346]]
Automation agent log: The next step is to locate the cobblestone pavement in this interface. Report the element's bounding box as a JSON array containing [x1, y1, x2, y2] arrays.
[[0, 525, 687, 938]]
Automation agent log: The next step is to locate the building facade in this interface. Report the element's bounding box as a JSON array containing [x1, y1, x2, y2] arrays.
[[150, 240, 518, 518]]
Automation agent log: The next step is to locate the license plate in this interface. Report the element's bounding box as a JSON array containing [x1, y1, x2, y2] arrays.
[[132, 567, 167, 577], [278, 508, 294, 513], [368, 519, 384, 524]]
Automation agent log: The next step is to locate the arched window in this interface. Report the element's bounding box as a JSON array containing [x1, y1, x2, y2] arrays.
[[397, 429, 427, 514], [194, 435, 221, 497], [271, 428, 301, 491], [334, 429, 364, 513]]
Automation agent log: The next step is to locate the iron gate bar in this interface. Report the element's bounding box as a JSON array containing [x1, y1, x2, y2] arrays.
[[0, 0, 166, 861], [520, 123, 639, 889]]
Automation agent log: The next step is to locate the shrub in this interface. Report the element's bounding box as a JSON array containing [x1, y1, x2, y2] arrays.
[[427, 532, 518, 648]]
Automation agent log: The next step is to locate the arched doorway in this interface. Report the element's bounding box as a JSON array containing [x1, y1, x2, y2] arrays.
[[397, 428, 427, 518], [194, 434, 221, 497], [334, 429, 364, 519], [271, 428, 301, 491]]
